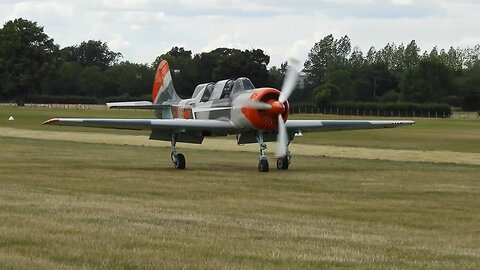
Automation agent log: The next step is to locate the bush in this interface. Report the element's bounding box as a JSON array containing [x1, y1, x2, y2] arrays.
[[441, 95, 463, 107], [324, 102, 452, 118], [380, 90, 400, 103]]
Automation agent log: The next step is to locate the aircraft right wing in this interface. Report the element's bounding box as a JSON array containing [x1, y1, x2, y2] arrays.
[[43, 118, 237, 133]]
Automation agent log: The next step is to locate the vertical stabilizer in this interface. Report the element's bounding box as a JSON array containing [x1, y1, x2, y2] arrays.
[[152, 60, 181, 104]]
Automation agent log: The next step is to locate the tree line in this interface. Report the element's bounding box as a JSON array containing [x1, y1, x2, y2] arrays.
[[304, 35, 480, 110], [0, 18, 479, 110]]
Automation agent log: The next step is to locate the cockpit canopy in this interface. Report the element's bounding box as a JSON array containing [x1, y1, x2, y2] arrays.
[[191, 78, 255, 101]]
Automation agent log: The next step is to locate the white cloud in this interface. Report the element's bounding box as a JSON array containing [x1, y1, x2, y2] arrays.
[[391, 0, 413, 5], [109, 34, 130, 52], [12, 1, 74, 20], [0, 0, 479, 67]]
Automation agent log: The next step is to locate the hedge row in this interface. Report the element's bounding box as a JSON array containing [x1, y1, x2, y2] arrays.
[[291, 102, 452, 118], [26, 95, 99, 104], [26, 94, 152, 104]]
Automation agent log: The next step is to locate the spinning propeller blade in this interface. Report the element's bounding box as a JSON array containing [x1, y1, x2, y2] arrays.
[[240, 100, 272, 110], [275, 58, 300, 157], [275, 114, 289, 157], [279, 58, 300, 103]]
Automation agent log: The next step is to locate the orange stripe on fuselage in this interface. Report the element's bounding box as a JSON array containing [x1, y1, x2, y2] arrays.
[[152, 60, 170, 102], [170, 106, 193, 119], [183, 109, 192, 119]]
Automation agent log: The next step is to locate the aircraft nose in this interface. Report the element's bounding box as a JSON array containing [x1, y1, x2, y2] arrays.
[[268, 101, 285, 115]]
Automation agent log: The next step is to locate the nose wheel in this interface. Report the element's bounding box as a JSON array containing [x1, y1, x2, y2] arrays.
[[276, 155, 290, 170]]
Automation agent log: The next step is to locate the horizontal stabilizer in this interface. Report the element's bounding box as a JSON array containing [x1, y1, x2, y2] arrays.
[[106, 101, 170, 109]]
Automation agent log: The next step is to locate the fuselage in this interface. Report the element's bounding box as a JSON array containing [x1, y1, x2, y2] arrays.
[[162, 78, 289, 133]]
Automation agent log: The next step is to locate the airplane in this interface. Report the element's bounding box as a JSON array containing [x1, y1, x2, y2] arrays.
[[44, 59, 415, 172]]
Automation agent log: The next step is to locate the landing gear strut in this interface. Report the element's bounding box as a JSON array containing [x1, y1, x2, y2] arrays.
[[256, 131, 269, 172], [170, 133, 186, 169]]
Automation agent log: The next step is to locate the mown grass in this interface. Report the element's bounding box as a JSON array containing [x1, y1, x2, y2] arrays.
[[1, 105, 479, 268], [0, 136, 479, 269]]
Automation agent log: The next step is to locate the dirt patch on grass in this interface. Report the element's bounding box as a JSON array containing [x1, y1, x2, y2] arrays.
[[2, 127, 479, 166]]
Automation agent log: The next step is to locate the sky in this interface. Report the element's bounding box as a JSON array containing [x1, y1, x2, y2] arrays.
[[0, 0, 479, 67]]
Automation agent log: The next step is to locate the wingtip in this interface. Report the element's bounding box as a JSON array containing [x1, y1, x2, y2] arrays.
[[43, 118, 60, 125]]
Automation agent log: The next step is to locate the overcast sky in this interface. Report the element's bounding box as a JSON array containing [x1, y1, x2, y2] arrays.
[[1, 0, 479, 67]]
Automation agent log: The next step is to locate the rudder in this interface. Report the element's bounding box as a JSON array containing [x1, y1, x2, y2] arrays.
[[152, 60, 181, 104]]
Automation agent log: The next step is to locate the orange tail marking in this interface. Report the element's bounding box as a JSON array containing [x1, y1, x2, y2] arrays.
[[152, 60, 170, 102]]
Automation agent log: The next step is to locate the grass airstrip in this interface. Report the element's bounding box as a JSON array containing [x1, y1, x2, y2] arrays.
[[0, 105, 479, 269]]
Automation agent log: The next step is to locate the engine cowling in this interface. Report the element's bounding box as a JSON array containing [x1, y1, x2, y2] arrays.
[[241, 88, 289, 130]]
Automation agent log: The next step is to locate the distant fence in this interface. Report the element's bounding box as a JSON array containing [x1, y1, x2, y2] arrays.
[[1, 103, 479, 119], [290, 107, 479, 119], [289, 107, 455, 118], [0, 103, 109, 110]]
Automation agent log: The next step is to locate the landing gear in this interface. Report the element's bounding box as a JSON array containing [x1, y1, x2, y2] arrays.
[[170, 133, 186, 170], [255, 131, 293, 172], [258, 158, 269, 172], [276, 155, 290, 170], [256, 131, 269, 172], [277, 141, 291, 170], [171, 152, 186, 169]]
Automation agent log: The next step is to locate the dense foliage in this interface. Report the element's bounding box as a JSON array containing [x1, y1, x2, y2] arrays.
[[0, 18, 479, 111]]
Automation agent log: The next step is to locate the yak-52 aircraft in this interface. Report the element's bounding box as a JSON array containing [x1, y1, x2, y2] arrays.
[[44, 59, 414, 172]]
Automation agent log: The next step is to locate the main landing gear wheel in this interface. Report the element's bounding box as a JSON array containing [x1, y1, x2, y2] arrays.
[[171, 153, 186, 169], [258, 158, 269, 172], [276, 156, 289, 170]]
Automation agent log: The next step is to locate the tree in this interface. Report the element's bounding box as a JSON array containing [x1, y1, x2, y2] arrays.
[[0, 18, 59, 105], [304, 34, 352, 91], [104, 62, 154, 98], [79, 66, 104, 97], [455, 64, 480, 110], [443, 47, 463, 71], [62, 40, 122, 70], [400, 58, 452, 103], [462, 44, 480, 68], [54, 61, 83, 96], [213, 49, 270, 87], [314, 69, 355, 105], [403, 40, 420, 70]]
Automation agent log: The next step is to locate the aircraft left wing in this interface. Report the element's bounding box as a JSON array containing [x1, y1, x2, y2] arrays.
[[285, 120, 415, 133], [43, 118, 237, 132]]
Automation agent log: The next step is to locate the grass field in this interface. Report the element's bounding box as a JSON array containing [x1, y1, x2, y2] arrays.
[[1, 106, 479, 269]]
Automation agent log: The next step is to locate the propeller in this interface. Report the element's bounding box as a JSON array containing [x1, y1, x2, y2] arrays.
[[276, 58, 300, 157], [236, 99, 272, 110], [279, 58, 301, 104], [275, 114, 288, 157]]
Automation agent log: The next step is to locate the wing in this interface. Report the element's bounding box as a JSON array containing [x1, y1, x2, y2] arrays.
[[43, 118, 237, 133], [285, 120, 415, 133]]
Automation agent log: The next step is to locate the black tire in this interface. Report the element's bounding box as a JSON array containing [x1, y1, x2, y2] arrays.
[[276, 157, 289, 170], [258, 158, 269, 172], [174, 153, 186, 169]]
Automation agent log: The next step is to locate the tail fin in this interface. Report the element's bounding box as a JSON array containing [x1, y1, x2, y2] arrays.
[[152, 60, 181, 104]]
